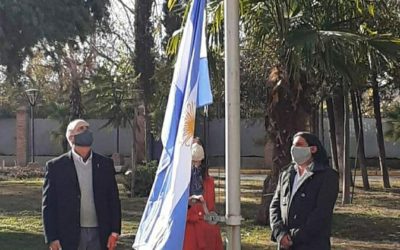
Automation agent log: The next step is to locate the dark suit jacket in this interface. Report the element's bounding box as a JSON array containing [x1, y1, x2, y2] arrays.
[[42, 151, 121, 250], [270, 162, 339, 250]]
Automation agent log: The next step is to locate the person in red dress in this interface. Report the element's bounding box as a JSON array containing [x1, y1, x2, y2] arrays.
[[183, 140, 223, 250]]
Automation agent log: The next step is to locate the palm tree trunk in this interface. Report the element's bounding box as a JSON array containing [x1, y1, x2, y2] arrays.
[[372, 74, 391, 188], [256, 67, 308, 224], [332, 87, 351, 204], [351, 90, 370, 190], [311, 108, 319, 136], [326, 97, 339, 170], [257, 126, 293, 224], [343, 90, 351, 204], [320, 101, 325, 145]]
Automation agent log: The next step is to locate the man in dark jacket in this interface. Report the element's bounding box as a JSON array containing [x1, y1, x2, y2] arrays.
[[42, 119, 121, 250], [270, 132, 339, 250]]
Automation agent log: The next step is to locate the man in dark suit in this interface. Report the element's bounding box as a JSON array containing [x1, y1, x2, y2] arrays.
[[42, 119, 121, 250]]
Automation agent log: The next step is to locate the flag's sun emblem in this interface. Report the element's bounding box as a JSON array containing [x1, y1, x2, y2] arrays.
[[182, 102, 196, 146]]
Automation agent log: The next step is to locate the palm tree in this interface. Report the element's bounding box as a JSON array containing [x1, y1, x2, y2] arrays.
[[168, 0, 400, 222], [47, 102, 70, 152], [236, 0, 400, 222]]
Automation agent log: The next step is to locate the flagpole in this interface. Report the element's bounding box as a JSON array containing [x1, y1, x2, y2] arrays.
[[224, 0, 241, 248]]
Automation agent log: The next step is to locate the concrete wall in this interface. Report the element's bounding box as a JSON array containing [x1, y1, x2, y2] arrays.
[[0, 118, 135, 166], [205, 119, 265, 157], [199, 119, 265, 167], [1, 117, 400, 168], [0, 118, 133, 156], [0, 119, 16, 155], [320, 118, 400, 159], [197, 117, 400, 168]]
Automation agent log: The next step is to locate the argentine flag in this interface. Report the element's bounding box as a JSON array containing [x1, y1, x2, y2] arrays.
[[133, 0, 212, 249]]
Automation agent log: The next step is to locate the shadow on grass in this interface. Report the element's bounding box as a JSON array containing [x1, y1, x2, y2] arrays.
[[355, 196, 400, 211], [241, 201, 262, 220], [0, 182, 42, 213], [119, 235, 275, 250], [240, 183, 263, 191], [242, 243, 275, 250], [0, 194, 41, 213], [120, 196, 147, 219], [354, 186, 400, 194], [0, 231, 44, 250], [215, 200, 260, 221], [332, 213, 400, 242], [351, 187, 400, 211], [118, 234, 135, 250]]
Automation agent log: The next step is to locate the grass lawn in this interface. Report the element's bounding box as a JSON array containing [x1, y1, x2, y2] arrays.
[[0, 176, 399, 250]]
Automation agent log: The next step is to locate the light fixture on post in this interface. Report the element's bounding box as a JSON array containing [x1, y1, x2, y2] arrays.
[[25, 88, 39, 163]]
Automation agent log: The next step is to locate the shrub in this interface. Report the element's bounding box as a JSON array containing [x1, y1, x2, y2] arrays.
[[121, 161, 158, 197], [0, 166, 44, 179]]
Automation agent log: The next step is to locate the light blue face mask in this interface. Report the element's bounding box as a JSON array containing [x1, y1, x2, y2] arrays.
[[291, 146, 312, 165]]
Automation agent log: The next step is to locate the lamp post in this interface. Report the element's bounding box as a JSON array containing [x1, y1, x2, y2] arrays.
[[25, 89, 39, 163], [114, 88, 123, 153]]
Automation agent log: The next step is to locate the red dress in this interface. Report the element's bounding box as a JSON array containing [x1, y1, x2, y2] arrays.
[[183, 176, 223, 250]]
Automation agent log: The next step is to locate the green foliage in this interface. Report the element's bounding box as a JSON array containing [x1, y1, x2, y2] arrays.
[[0, 83, 21, 117], [150, 3, 184, 138], [163, 0, 269, 120], [0, 0, 110, 76], [229, 0, 400, 92], [239, 48, 269, 118], [162, 1, 183, 51], [150, 58, 172, 138], [132, 161, 158, 197], [85, 56, 139, 130], [384, 105, 400, 142], [121, 161, 158, 197], [46, 102, 70, 152]]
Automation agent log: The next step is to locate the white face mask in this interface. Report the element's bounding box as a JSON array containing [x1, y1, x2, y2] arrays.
[[291, 146, 312, 165], [192, 161, 202, 168]]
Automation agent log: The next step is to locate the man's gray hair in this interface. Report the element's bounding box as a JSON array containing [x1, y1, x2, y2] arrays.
[[65, 119, 90, 147]]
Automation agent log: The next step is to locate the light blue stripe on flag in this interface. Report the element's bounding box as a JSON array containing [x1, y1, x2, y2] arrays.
[[198, 57, 212, 107], [132, 0, 212, 249], [197, 15, 212, 107]]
